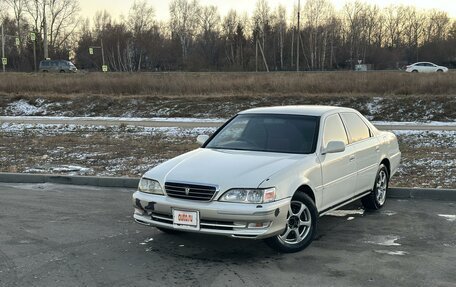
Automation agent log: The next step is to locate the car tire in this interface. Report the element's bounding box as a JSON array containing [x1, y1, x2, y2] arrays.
[[362, 164, 389, 210], [412, 70, 418, 73], [60, 70, 65, 73], [437, 69, 443, 72], [264, 192, 317, 253], [156, 227, 182, 234]]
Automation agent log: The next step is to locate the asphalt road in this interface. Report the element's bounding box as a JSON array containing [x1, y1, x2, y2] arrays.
[[1, 116, 456, 130], [0, 183, 455, 287]]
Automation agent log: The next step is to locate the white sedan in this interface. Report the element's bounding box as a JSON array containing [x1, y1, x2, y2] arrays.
[[405, 62, 448, 73], [132, 106, 401, 253]]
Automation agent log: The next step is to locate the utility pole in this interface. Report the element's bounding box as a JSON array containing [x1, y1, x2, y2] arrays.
[[296, 0, 301, 72], [89, 39, 107, 72], [31, 32, 37, 71], [2, 24, 5, 72], [43, 0, 48, 59], [101, 39, 105, 66]]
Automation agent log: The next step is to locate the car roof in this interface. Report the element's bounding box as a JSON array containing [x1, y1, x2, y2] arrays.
[[239, 105, 356, 117]]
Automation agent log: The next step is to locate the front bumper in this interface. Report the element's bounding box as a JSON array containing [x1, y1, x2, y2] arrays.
[[132, 191, 290, 239]]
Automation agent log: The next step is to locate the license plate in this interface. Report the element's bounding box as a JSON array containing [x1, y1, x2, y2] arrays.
[[172, 209, 200, 230]]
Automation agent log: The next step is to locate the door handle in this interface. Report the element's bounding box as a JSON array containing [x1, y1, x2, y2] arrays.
[[349, 155, 355, 162]]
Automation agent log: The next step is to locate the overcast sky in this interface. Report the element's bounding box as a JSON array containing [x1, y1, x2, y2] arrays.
[[80, 0, 456, 22]]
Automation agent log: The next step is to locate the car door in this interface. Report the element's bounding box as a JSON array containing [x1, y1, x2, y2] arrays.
[[340, 113, 380, 195], [318, 113, 357, 211]]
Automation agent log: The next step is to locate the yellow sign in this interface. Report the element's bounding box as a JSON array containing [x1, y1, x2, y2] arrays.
[[2, 58, 7, 65], [89, 48, 94, 55], [102, 65, 108, 72]]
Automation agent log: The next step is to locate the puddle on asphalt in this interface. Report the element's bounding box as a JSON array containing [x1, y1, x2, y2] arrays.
[[380, 210, 397, 216], [365, 235, 401, 246], [374, 250, 408, 256]]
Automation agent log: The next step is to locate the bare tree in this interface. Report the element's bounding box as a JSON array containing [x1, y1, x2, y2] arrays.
[[47, 0, 80, 53], [273, 5, 286, 70], [252, 0, 270, 51], [169, 0, 200, 62], [4, 0, 25, 49], [384, 5, 406, 48], [303, 0, 334, 69], [25, 0, 43, 36], [127, 0, 154, 35], [127, 0, 155, 71], [93, 10, 112, 36]]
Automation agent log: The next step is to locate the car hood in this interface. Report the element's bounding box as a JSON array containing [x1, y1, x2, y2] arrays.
[[144, 148, 306, 192]]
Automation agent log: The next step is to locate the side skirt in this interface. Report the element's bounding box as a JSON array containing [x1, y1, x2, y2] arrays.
[[318, 190, 371, 217]]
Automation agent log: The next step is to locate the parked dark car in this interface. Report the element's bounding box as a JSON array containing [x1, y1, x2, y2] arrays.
[[39, 60, 77, 73]]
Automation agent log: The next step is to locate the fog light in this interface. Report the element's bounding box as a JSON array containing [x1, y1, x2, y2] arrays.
[[134, 208, 145, 215], [248, 222, 270, 229]]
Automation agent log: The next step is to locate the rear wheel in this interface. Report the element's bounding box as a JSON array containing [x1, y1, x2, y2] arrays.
[[437, 69, 443, 72], [60, 70, 66, 73], [264, 192, 317, 253], [412, 70, 418, 73], [362, 164, 389, 210]]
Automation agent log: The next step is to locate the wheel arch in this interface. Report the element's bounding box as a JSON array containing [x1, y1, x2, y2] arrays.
[[380, 158, 391, 178], [294, 185, 316, 204]]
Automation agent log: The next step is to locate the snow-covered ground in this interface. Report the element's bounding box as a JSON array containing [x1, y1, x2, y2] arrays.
[[0, 122, 454, 188], [0, 116, 226, 123]]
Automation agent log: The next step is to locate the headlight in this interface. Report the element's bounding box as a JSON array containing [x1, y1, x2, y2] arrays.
[[138, 178, 164, 195], [219, 188, 276, 204]]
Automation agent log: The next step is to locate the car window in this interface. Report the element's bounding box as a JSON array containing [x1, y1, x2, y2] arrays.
[[323, 114, 348, 147], [340, 113, 371, 143], [206, 114, 320, 154]]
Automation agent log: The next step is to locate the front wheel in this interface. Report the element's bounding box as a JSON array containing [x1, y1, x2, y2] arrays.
[[264, 193, 317, 253], [362, 164, 389, 210]]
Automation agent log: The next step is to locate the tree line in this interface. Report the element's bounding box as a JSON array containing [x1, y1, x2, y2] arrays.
[[1, 0, 455, 72]]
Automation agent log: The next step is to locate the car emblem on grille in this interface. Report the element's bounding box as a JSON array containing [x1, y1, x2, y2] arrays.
[[185, 188, 190, 195]]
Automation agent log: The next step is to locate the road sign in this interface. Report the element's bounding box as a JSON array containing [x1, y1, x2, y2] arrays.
[[89, 47, 94, 55], [2, 58, 7, 65], [30, 33, 36, 41], [15, 37, 20, 46], [102, 65, 108, 72]]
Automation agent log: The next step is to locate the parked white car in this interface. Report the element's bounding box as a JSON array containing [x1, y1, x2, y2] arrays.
[[405, 62, 448, 73], [133, 106, 401, 253]]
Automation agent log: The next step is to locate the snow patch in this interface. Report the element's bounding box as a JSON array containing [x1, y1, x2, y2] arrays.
[[25, 165, 93, 175], [326, 209, 365, 217], [6, 100, 46, 115], [437, 214, 456, 222]]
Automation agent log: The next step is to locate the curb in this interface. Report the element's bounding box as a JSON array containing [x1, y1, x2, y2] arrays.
[[0, 173, 139, 188], [388, 187, 456, 201], [0, 173, 455, 201]]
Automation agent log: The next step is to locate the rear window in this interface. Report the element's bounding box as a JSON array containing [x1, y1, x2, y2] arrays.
[[340, 113, 371, 143]]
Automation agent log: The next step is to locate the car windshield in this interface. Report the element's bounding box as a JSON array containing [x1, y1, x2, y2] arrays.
[[206, 114, 320, 154]]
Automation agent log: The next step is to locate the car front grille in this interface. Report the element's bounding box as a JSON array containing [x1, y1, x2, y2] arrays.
[[164, 182, 217, 201]]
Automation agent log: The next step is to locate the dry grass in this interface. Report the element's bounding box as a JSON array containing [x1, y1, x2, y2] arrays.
[[0, 71, 455, 96], [1, 127, 454, 188]]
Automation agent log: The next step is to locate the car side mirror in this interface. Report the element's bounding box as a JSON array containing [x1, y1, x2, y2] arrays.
[[196, 135, 210, 146], [322, 141, 346, 155]]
